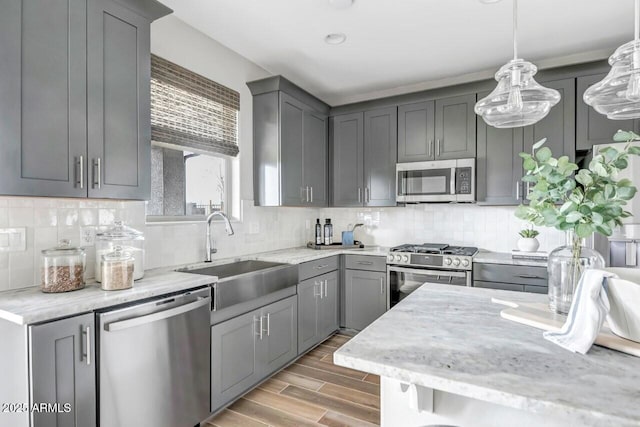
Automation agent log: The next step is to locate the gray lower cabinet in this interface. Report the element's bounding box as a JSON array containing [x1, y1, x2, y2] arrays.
[[29, 313, 96, 427], [330, 107, 397, 207], [297, 270, 339, 354], [211, 295, 297, 412], [344, 269, 387, 331], [0, 0, 167, 200], [577, 73, 639, 151], [473, 263, 548, 294], [252, 88, 328, 207], [524, 78, 576, 162], [476, 91, 525, 205], [398, 101, 436, 162], [434, 94, 477, 160]]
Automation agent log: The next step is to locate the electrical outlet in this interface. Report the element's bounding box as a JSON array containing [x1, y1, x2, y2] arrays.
[[80, 226, 96, 247]]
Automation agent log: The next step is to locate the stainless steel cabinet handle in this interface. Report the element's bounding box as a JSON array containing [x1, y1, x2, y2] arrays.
[[82, 325, 91, 365], [357, 187, 362, 203], [436, 139, 441, 157], [77, 155, 84, 189], [306, 186, 310, 203], [516, 274, 545, 280], [357, 261, 374, 265], [428, 140, 433, 158], [380, 278, 384, 295], [254, 316, 263, 340], [324, 279, 328, 298], [310, 186, 313, 203], [526, 181, 531, 195], [266, 313, 270, 336], [365, 187, 370, 204], [515, 181, 520, 200], [104, 297, 209, 332], [93, 158, 102, 189], [315, 264, 329, 270], [212, 284, 218, 312]]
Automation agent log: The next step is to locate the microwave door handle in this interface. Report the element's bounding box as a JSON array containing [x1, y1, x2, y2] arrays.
[[450, 168, 456, 195]]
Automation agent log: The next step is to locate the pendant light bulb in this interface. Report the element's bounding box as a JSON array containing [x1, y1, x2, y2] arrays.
[[474, 0, 561, 128], [584, 0, 640, 119]]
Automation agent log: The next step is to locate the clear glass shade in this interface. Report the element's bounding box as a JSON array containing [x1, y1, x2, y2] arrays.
[[583, 40, 640, 120], [475, 59, 561, 128]]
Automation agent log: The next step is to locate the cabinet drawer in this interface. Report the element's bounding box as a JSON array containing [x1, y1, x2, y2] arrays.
[[473, 263, 547, 287], [474, 281, 524, 292], [299, 256, 339, 281], [345, 255, 387, 272], [525, 285, 548, 294]]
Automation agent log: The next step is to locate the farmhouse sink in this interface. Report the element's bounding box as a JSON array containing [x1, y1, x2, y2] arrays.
[[179, 260, 298, 324]]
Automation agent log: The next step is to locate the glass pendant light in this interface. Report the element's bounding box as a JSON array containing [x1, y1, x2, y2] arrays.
[[475, 0, 561, 128], [583, 0, 640, 119]]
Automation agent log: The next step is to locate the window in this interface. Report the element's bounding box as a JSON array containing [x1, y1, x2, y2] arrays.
[[146, 55, 239, 220]]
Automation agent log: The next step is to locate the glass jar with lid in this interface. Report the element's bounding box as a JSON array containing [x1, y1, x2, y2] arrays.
[[41, 240, 86, 293], [101, 246, 134, 291], [95, 221, 145, 282]]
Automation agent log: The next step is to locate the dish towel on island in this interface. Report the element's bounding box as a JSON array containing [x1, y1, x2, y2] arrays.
[[543, 269, 618, 354]]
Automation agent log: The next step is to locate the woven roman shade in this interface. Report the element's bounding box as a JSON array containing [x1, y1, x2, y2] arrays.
[[150, 54, 240, 157]]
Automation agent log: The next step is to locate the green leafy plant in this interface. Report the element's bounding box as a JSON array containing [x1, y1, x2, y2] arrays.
[[515, 130, 640, 283], [519, 228, 539, 238]]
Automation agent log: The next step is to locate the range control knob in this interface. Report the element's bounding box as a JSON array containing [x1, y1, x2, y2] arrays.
[[387, 254, 394, 262], [452, 258, 461, 266], [461, 259, 470, 267], [395, 255, 403, 262], [444, 257, 452, 265], [402, 255, 409, 262]]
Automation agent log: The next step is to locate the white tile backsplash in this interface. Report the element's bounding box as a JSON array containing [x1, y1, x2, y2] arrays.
[[0, 195, 567, 292]]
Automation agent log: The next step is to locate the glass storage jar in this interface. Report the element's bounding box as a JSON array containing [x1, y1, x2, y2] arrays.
[[41, 240, 86, 293], [95, 221, 145, 282], [101, 246, 134, 291]]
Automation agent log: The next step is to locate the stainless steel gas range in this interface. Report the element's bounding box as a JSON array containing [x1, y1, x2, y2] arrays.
[[386, 243, 478, 307]]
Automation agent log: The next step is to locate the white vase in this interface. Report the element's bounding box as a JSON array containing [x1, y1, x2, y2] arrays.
[[517, 237, 540, 252]]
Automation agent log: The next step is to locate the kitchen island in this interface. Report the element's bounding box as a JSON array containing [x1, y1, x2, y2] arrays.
[[334, 284, 640, 427]]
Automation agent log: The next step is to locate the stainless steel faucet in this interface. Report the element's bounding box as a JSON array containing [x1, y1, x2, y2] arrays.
[[205, 211, 234, 262]]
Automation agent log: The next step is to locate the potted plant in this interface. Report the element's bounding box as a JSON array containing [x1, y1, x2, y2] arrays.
[[515, 130, 640, 314], [517, 226, 540, 252]]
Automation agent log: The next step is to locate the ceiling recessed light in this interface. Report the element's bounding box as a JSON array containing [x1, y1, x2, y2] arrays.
[[328, 0, 353, 10], [325, 33, 347, 45]]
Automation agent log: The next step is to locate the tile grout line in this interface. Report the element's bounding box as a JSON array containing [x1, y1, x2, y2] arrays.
[[289, 362, 378, 396]]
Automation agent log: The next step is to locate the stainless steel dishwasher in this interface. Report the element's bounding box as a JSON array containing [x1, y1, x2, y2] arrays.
[[97, 286, 211, 427]]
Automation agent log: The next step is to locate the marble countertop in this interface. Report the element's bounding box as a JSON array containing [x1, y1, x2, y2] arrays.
[[0, 270, 216, 325], [334, 284, 640, 427], [474, 250, 548, 267], [0, 245, 388, 326]]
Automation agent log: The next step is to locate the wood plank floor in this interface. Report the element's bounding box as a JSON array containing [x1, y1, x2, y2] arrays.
[[205, 333, 380, 427]]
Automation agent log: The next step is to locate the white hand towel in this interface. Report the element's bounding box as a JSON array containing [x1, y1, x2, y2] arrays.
[[543, 269, 617, 354]]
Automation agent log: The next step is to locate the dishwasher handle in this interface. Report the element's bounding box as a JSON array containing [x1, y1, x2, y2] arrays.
[[104, 296, 210, 332]]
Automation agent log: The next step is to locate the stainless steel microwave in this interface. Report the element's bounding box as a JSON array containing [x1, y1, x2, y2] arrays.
[[396, 158, 475, 203]]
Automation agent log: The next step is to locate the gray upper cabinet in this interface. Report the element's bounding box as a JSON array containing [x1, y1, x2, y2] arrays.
[[29, 313, 96, 427], [87, 0, 153, 199], [524, 78, 576, 161], [250, 77, 329, 207], [0, 0, 87, 198], [364, 107, 398, 207], [331, 107, 397, 207], [0, 0, 169, 200], [330, 113, 365, 207], [577, 73, 639, 151], [398, 101, 435, 162], [434, 94, 477, 160], [476, 91, 525, 206]]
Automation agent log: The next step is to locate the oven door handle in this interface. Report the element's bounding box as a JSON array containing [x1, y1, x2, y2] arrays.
[[387, 265, 467, 278]]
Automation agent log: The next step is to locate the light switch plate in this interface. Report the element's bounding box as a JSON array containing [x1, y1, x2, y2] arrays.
[[0, 228, 26, 252], [80, 226, 96, 247]]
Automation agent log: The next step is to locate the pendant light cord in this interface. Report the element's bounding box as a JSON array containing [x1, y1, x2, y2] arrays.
[[513, 0, 518, 60]]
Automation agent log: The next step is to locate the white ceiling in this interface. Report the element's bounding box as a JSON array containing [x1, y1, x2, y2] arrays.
[[160, 0, 633, 106]]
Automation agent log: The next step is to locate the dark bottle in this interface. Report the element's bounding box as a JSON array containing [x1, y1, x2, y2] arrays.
[[324, 219, 331, 246], [327, 219, 333, 245], [315, 219, 322, 245]]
